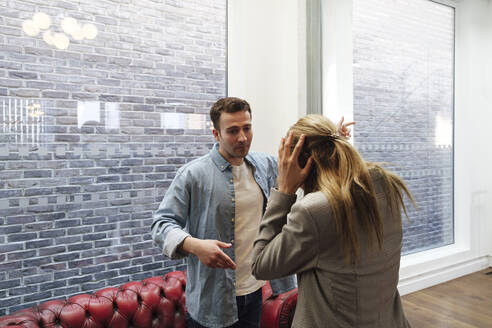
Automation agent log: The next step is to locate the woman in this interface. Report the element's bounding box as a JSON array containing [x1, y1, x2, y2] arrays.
[[252, 115, 415, 327]]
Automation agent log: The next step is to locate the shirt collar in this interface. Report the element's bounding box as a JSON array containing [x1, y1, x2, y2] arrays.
[[210, 143, 257, 172]]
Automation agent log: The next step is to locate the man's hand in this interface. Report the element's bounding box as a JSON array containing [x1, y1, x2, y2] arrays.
[[337, 116, 355, 139], [182, 237, 236, 270]]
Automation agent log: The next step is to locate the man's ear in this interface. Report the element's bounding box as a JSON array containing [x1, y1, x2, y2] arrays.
[[212, 128, 220, 141]]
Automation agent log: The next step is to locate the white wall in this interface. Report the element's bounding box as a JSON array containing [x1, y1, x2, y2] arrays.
[[228, 0, 307, 155], [454, 0, 492, 262]]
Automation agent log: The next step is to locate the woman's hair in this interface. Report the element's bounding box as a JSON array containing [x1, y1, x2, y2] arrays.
[[289, 115, 416, 262]]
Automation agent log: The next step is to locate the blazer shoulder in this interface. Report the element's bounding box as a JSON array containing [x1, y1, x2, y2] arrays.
[[297, 191, 332, 219]]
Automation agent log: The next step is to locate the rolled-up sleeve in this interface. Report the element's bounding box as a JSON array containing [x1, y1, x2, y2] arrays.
[[151, 170, 191, 259], [252, 189, 319, 280]]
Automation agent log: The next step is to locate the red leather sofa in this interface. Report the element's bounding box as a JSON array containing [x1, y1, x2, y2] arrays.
[[0, 271, 297, 328]]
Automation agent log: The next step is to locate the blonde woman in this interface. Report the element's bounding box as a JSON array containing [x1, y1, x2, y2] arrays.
[[252, 115, 415, 328]]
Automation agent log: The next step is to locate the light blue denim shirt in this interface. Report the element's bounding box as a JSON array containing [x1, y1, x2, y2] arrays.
[[151, 143, 297, 328]]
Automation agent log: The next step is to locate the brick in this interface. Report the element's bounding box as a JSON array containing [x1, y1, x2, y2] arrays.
[[24, 170, 52, 178], [96, 175, 120, 183], [81, 281, 106, 291], [68, 242, 92, 252], [23, 274, 51, 285], [40, 280, 67, 290], [0, 189, 22, 198], [24, 188, 54, 196], [9, 71, 37, 79], [55, 186, 81, 194], [82, 233, 107, 241], [24, 291, 53, 302], [109, 183, 132, 190], [39, 246, 66, 256], [0, 279, 21, 289], [69, 160, 95, 168], [55, 134, 81, 142], [108, 167, 130, 174], [0, 297, 21, 310], [7, 250, 36, 261], [26, 239, 53, 249], [99, 94, 121, 102], [68, 259, 94, 269], [107, 276, 130, 286], [8, 232, 37, 242], [54, 286, 80, 297], [94, 270, 118, 281], [0, 225, 22, 235], [9, 285, 38, 296]]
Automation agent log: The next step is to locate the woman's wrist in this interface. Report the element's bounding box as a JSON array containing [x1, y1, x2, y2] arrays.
[[277, 185, 297, 195]]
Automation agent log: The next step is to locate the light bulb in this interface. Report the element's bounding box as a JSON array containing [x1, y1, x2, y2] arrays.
[[61, 17, 78, 35], [33, 12, 51, 30], [54, 33, 70, 50], [43, 30, 54, 45], [71, 24, 84, 40], [82, 24, 98, 40], [22, 20, 40, 37]]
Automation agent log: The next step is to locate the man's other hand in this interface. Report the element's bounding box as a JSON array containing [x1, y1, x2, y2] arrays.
[[182, 237, 237, 269]]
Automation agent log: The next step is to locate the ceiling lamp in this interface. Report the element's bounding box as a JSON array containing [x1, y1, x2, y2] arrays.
[[22, 13, 98, 50]]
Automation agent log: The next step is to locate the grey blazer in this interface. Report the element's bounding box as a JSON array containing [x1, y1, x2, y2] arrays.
[[252, 171, 411, 328]]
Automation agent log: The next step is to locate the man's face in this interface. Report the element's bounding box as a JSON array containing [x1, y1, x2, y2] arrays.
[[213, 110, 252, 164]]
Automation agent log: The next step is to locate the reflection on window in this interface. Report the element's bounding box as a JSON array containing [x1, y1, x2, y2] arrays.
[[0, 98, 46, 145], [22, 12, 98, 50], [0, 0, 226, 315], [353, 0, 455, 254], [435, 115, 452, 147], [77, 101, 100, 128], [161, 112, 207, 130], [105, 103, 120, 130]]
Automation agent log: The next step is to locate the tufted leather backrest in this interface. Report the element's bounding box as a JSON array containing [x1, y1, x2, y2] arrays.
[[0, 271, 297, 328], [0, 271, 187, 328]]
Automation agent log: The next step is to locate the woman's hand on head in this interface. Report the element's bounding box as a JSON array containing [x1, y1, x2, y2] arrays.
[[277, 132, 313, 195]]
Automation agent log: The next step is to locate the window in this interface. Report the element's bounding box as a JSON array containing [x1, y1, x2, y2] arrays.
[[352, 0, 455, 254], [0, 0, 226, 315]]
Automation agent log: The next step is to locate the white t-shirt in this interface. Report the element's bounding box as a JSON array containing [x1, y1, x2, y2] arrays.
[[232, 162, 266, 296]]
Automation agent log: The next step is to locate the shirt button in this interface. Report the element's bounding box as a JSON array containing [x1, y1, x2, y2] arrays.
[[231, 239, 234, 243], [230, 179, 233, 183], [231, 218, 235, 222], [232, 197, 235, 202]]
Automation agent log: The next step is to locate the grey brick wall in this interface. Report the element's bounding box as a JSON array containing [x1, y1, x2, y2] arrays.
[[0, 0, 226, 315], [353, 0, 454, 255]]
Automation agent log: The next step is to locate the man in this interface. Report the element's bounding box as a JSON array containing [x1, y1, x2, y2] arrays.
[[151, 97, 353, 327]]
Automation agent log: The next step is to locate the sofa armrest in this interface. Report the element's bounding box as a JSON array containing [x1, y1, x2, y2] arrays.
[[261, 282, 298, 328]]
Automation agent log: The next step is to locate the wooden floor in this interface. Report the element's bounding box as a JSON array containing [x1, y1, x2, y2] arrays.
[[402, 268, 492, 328]]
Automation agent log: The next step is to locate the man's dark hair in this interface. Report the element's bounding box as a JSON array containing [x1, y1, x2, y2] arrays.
[[210, 97, 252, 130]]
